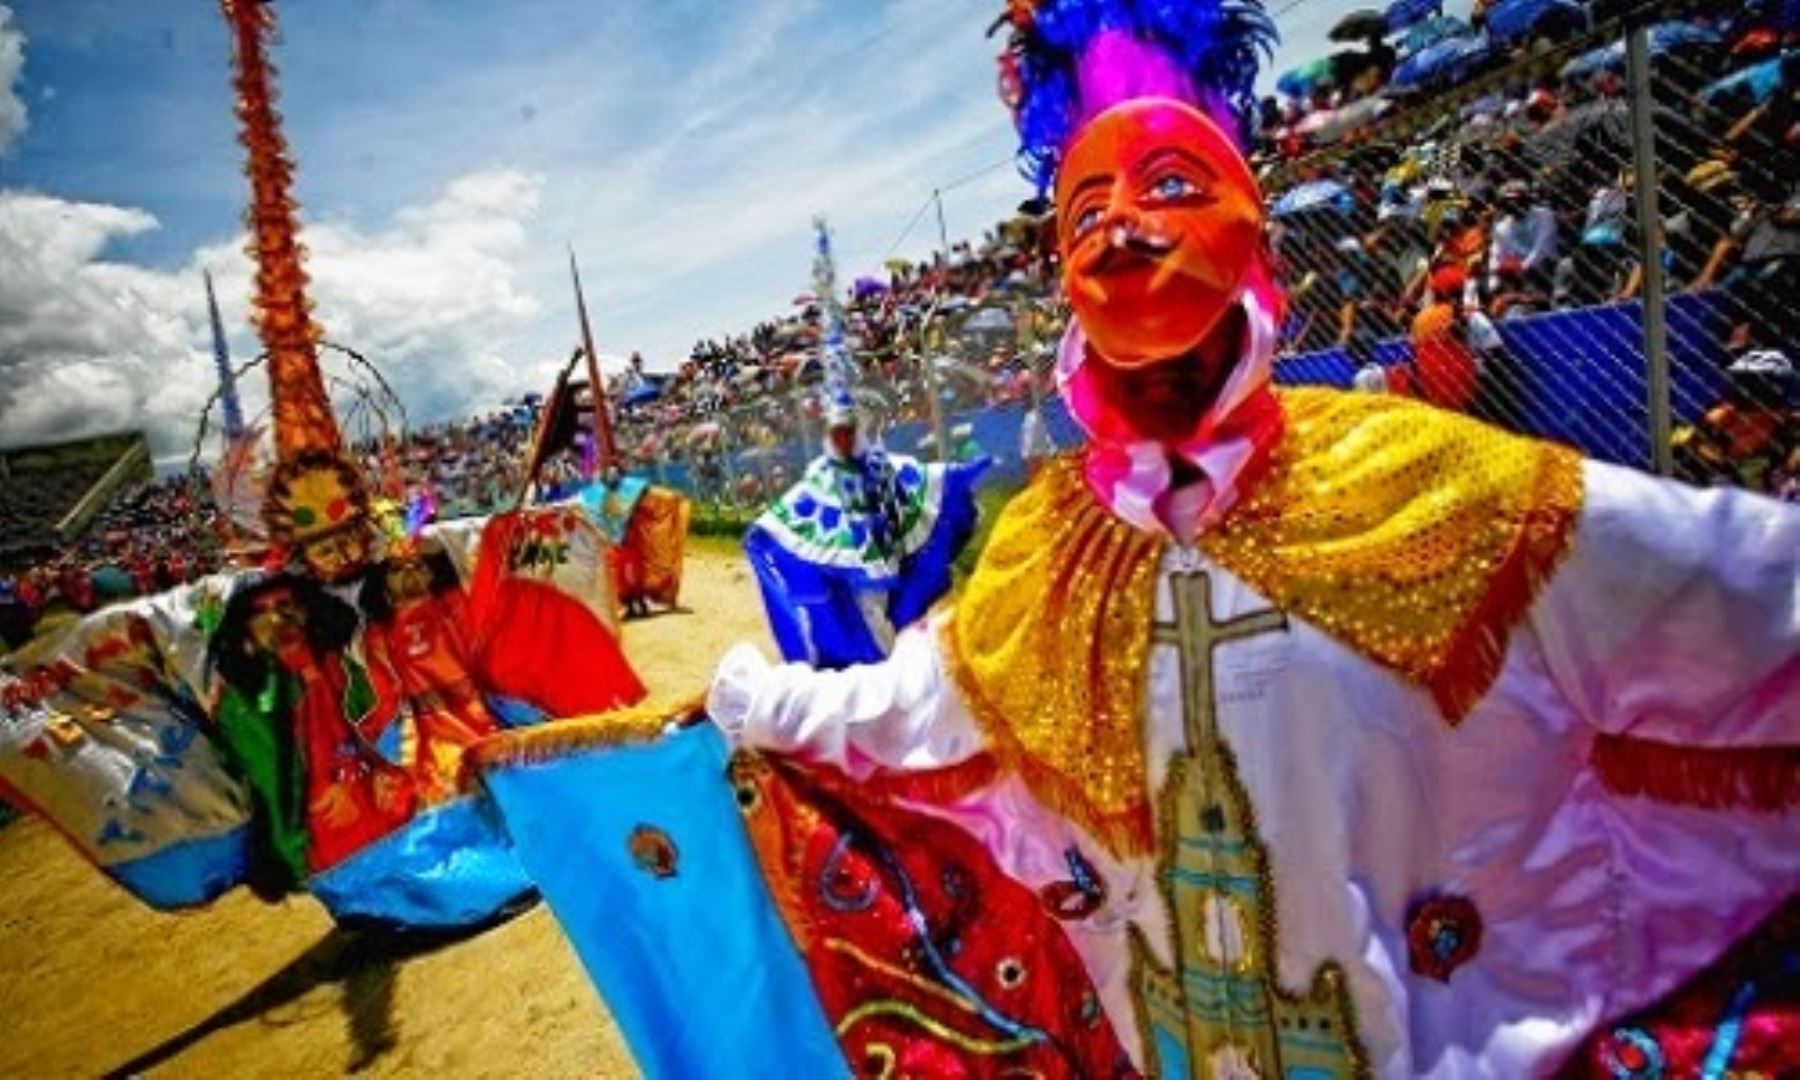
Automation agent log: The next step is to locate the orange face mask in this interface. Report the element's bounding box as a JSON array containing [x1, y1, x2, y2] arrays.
[[1056, 99, 1264, 368]]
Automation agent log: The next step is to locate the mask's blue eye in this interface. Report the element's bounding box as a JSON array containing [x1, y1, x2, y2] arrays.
[[1073, 206, 1103, 238], [1151, 175, 1194, 201]]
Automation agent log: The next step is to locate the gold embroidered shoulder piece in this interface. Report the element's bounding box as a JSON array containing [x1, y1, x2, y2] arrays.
[[942, 454, 1164, 856], [943, 389, 1584, 858], [1203, 388, 1584, 722]]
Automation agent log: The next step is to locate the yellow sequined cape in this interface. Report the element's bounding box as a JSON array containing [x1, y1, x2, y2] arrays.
[[942, 386, 1584, 857]]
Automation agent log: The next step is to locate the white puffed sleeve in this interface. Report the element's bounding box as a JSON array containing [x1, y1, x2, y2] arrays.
[[707, 618, 984, 777]]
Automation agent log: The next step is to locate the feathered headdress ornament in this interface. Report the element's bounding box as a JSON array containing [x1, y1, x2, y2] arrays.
[[991, 0, 1277, 193]]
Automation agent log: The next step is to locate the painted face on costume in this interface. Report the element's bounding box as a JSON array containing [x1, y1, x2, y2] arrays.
[[384, 556, 433, 608], [246, 587, 303, 654], [1056, 99, 1264, 368], [299, 522, 372, 585]]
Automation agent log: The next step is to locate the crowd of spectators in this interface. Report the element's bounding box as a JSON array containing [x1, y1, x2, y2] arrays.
[[1264, 8, 1796, 366], [349, 405, 539, 521], [1259, 1, 1795, 496], [1, 472, 224, 649], [609, 216, 1061, 462]]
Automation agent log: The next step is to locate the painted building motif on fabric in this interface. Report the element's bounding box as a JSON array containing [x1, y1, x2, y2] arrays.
[[1131, 571, 1367, 1078]]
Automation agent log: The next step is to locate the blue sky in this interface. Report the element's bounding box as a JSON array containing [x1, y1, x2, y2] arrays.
[[0, 0, 1357, 459]]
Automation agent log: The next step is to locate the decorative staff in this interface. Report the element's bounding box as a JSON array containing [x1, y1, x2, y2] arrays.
[[204, 268, 246, 444], [569, 249, 618, 475]]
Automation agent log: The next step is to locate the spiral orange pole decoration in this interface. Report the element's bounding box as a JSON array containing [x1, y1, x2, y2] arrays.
[[219, 0, 343, 463]]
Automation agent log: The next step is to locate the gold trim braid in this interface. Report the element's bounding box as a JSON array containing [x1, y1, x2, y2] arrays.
[[943, 453, 1163, 856], [465, 692, 707, 773]]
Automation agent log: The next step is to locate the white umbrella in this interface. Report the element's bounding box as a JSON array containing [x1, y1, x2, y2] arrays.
[[1314, 95, 1391, 142], [961, 307, 1014, 334]]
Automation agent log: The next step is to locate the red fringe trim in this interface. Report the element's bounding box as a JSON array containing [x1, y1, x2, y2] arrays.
[[1429, 446, 1583, 723], [1592, 732, 1800, 811]]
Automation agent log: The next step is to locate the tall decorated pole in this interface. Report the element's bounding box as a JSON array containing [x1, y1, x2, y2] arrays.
[[569, 249, 617, 474], [203, 269, 246, 443], [221, 0, 340, 460], [220, 0, 372, 580], [811, 217, 857, 423]]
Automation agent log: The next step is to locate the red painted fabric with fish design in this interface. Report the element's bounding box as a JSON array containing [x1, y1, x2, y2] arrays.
[[732, 751, 1138, 1078]]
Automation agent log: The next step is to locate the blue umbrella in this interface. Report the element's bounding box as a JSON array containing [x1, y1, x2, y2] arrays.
[[1392, 32, 1491, 90], [91, 566, 136, 603], [1702, 55, 1797, 107], [1649, 20, 1725, 52], [1559, 22, 1724, 79], [1484, 0, 1586, 47], [1400, 14, 1471, 55], [1559, 42, 1614, 80], [1385, 0, 1443, 33], [621, 379, 663, 407], [1271, 179, 1353, 218]]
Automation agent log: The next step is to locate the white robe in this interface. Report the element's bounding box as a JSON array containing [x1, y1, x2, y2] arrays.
[[710, 460, 1799, 1077]]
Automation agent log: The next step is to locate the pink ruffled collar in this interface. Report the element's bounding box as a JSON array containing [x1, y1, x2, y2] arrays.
[[1057, 279, 1284, 542]]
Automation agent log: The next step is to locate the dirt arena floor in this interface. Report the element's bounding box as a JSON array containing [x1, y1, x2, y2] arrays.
[[0, 538, 772, 1078]]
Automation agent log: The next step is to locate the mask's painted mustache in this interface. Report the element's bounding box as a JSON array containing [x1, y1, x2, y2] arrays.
[[1086, 228, 1176, 276], [1111, 223, 1176, 256]]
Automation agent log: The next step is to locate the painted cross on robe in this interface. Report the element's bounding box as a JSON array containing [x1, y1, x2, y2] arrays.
[[1150, 569, 1288, 751], [1133, 568, 1365, 1078]]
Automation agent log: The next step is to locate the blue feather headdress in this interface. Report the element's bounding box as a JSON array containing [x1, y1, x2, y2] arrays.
[[992, 0, 1278, 193]]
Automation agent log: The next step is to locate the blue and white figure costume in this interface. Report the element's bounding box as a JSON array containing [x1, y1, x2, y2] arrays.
[[746, 217, 990, 667], [745, 432, 988, 669]]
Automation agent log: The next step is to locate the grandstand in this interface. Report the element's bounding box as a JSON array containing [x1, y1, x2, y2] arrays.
[[595, 2, 1794, 505], [0, 433, 154, 572]]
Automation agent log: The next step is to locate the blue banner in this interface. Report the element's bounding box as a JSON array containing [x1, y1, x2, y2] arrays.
[[307, 797, 534, 929], [478, 725, 846, 1079], [1272, 293, 1736, 470], [577, 475, 651, 544]]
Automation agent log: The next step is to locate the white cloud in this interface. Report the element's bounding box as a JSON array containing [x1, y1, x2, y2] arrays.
[[0, 4, 26, 156], [0, 0, 1026, 461], [0, 168, 549, 461]]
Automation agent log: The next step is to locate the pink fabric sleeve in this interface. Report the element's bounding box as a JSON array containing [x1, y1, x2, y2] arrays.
[[1530, 459, 1799, 748]]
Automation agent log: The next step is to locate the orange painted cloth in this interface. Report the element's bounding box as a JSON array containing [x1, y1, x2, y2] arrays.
[[362, 590, 501, 802], [276, 643, 415, 873]]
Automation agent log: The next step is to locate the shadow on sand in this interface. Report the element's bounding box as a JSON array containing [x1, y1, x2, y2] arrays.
[[103, 911, 522, 1077]]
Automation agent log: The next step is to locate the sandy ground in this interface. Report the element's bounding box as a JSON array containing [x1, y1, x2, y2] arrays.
[[0, 538, 773, 1079]]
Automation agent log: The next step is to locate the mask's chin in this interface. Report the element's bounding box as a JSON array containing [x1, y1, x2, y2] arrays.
[[1086, 304, 1246, 446]]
